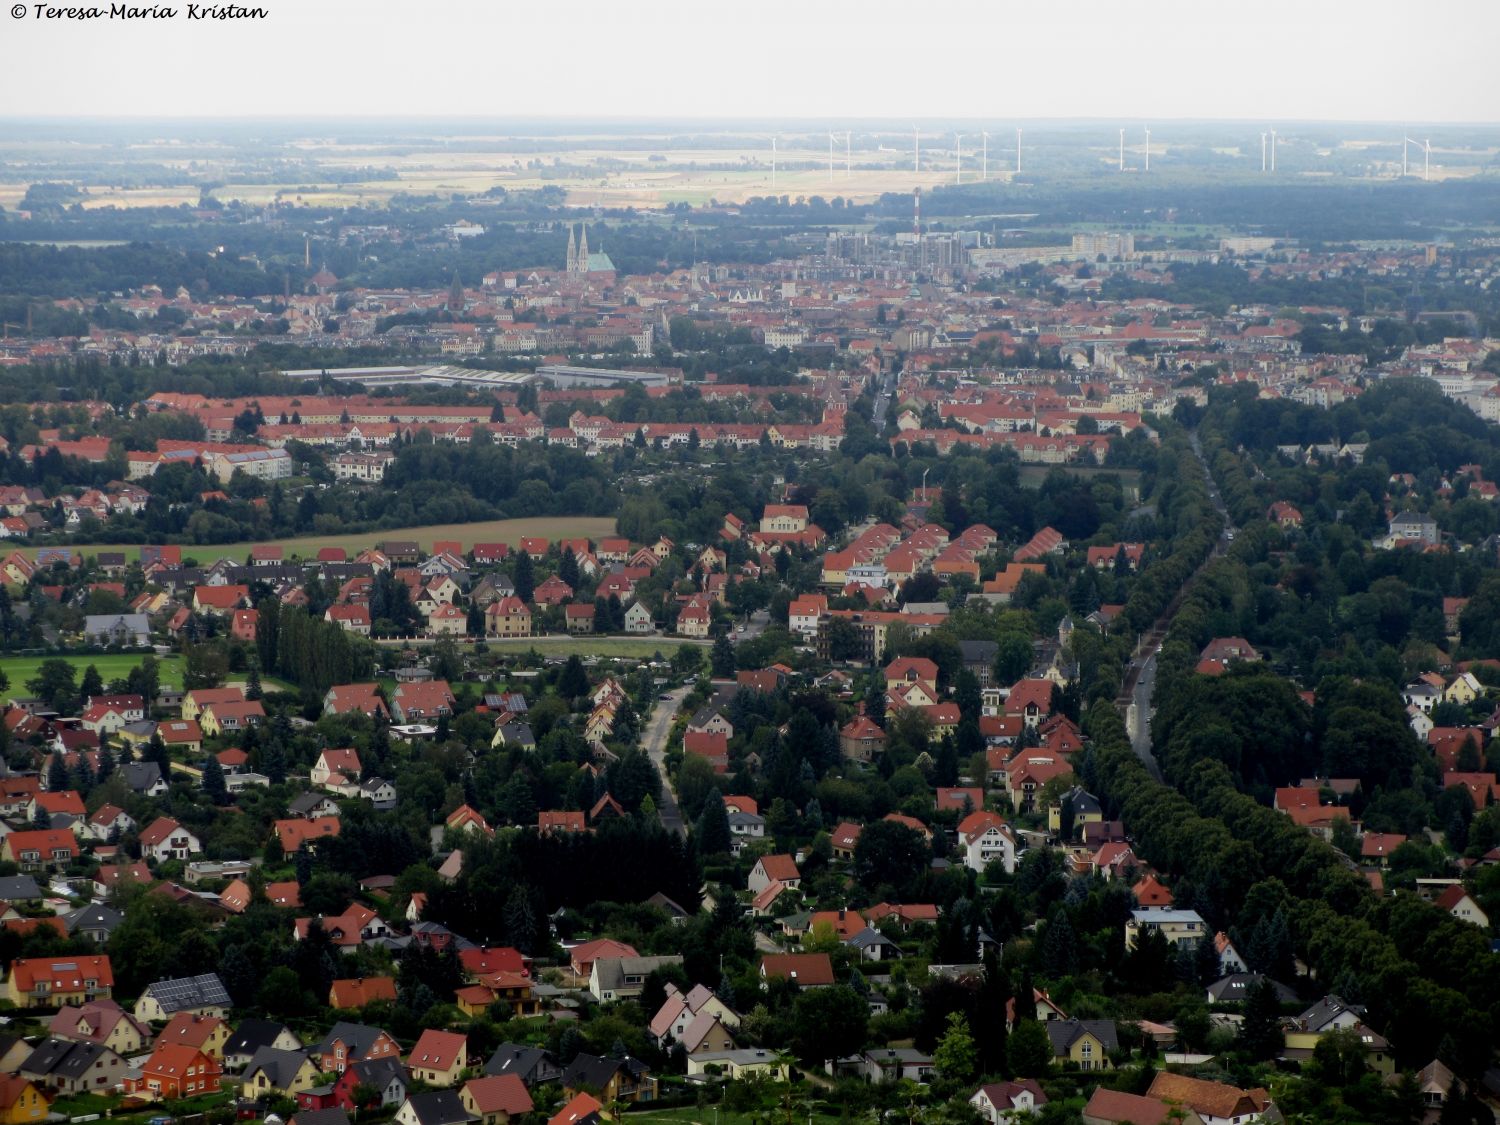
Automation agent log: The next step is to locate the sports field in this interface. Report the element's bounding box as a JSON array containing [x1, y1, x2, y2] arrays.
[[14, 516, 617, 565]]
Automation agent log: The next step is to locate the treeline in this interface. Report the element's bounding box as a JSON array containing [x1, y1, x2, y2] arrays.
[[1085, 699, 1500, 1078], [256, 598, 375, 696], [423, 818, 700, 949]]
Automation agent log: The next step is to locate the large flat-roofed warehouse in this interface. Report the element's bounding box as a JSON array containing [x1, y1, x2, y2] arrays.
[[281, 365, 539, 391], [533, 365, 679, 389]]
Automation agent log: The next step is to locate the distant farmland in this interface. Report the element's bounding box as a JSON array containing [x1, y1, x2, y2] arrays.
[[13, 516, 618, 564]]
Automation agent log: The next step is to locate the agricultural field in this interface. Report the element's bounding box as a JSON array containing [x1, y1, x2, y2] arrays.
[[15, 516, 618, 565]]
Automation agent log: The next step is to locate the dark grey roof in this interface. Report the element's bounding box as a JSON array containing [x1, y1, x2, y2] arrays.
[[484, 1043, 558, 1085], [225, 1018, 299, 1057], [23, 1039, 114, 1079], [401, 1091, 475, 1125], [562, 1052, 650, 1091], [294, 1111, 351, 1125], [0, 875, 42, 900], [958, 640, 999, 664], [121, 761, 164, 792], [1045, 1019, 1118, 1055], [1296, 994, 1362, 1031], [1207, 973, 1297, 1005], [245, 1046, 311, 1088], [494, 723, 535, 748], [64, 903, 123, 935], [311, 1021, 391, 1059], [143, 972, 231, 1013], [289, 792, 335, 816], [350, 1055, 408, 1089]]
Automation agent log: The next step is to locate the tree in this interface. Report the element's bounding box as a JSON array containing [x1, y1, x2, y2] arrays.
[[1238, 976, 1285, 1061], [791, 985, 868, 1063], [558, 655, 589, 700], [245, 662, 263, 701], [27, 658, 78, 713], [79, 663, 103, 702], [933, 1011, 978, 1084], [513, 551, 535, 604], [1006, 1018, 1052, 1078], [202, 756, 227, 802], [559, 548, 580, 590], [694, 789, 732, 856], [853, 819, 930, 900], [710, 634, 736, 678]]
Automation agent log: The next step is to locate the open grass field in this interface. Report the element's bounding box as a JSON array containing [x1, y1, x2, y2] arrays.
[[0, 653, 294, 694], [0, 652, 185, 689], [14, 516, 618, 565]]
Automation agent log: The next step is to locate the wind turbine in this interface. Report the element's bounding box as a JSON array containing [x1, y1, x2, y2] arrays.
[[1260, 132, 1267, 173], [955, 133, 964, 184], [981, 131, 989, 180], [1270, 128, 1277, 172], [1402, 135, 1409, 177], [1424, 138, 1431, 181], [1119, 128, 1125, 172], [1015, 127, 1022, 175], [1143, 126, 1150, 173]]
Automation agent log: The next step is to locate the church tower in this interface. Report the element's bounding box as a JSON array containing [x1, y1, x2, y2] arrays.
[[578, 224, 589, 272], [566, 224, 577, 273]]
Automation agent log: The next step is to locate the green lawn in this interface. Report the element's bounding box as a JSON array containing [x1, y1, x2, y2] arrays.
[[0, 653, 294, 695], [15, 515, 618, 564], [0, 652, 186, 690]]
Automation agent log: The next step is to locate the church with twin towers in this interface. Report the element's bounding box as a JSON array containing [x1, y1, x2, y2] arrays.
[[565, 223, 616, 275]]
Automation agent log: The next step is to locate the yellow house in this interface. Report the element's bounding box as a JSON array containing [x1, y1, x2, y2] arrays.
[[686, 1051, 790, 1081], [241, 1048, 322, 1096], [0, 1076, 49, 1125], [1445, 673, 1482, 705], [1047, 787, 1104, 835], [1047, 1020, 1116, 1072]]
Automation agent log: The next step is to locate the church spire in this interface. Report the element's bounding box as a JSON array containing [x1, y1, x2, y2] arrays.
[[579, 224, 589, 270], [566, 224, 576, 273]]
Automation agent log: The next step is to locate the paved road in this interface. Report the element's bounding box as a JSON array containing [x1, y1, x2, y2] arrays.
[[642, 685, 691, 836], [1118, 431, 1234, 780], [872, 367, 899, 435], [732, 609, 771, 645]]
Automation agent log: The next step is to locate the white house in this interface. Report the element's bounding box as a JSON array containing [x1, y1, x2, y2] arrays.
[[956, 810, 1019, 875]]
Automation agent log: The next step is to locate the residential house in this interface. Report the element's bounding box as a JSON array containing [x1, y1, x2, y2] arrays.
[[562, 1053, 656, 1105], [461, 1075, 533, 1125], [47, 999, 149, 1055], [969, 1080, 1047, 1122], [243, 1047, 323, 1096], [1045, 1019, 1117, 1072], [0, 1077, 47, 1125], [138, 818, 203, 863], [408, 1029, 468, 1088], [396, 1092, 476, 1125], [588, 955, 684, 1003], [134, 973, 231, 1022], [19, 1040, 127, 1095], [6, 956, 113, 1009], [122, 1042, 221, 1100]]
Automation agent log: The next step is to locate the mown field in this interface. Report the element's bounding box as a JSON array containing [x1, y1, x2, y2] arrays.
[[0, 653, 294, 693], [14, 516, 618, 565]]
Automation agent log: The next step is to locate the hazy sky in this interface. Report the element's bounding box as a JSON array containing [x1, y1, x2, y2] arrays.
[[2, 0, 1496, 123]]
